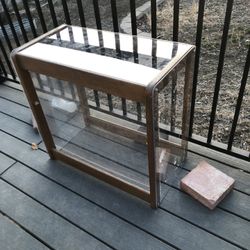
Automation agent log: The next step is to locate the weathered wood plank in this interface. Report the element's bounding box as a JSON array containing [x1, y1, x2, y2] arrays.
[[0, 214, 48, 250], [0, 152, 15, 174], [2, 126, 250, 221], [0, 148, 240, 249], [0, 97, 31, 124], [0, 112, 41, 144], [3, 163, 174, 250], [0, 214, 49, 250], [14, 157, 247, 249], [0, 180, 111, 250], [219, 190, 250, 220], [0, 84, 28, 107], [4, 160, 240, 249], [160, 188, 250, 249], [12, 146, 250, 248]]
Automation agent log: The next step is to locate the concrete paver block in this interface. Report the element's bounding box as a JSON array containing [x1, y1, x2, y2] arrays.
[[180, 161, 235, 210]]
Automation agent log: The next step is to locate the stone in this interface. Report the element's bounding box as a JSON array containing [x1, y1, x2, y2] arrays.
[[180, 161, 235, 210], [31, 142, 38, 150]]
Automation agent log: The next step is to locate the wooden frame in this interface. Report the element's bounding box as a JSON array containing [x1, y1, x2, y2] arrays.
[[11, 24, 195, 208]]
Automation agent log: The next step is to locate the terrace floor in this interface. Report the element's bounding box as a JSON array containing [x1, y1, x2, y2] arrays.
[[0, 82, 249, 250]]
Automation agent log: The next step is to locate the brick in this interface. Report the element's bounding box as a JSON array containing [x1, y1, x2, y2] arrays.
[[180, 161, 235, 210]]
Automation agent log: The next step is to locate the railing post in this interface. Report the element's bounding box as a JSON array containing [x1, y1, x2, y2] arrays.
[[207, 0, 234, 144]]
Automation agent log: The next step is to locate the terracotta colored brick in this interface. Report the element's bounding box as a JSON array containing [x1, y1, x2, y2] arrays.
[[180, 161, 235, 210]]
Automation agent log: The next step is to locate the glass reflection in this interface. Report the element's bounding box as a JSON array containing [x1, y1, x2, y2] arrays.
[[41, 26, 190, 70]]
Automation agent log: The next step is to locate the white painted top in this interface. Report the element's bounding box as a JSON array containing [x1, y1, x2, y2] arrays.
[[19, 26, 193, 86]]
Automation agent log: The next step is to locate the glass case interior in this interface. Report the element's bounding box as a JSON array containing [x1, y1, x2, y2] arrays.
[[31, 72, 150, 192]]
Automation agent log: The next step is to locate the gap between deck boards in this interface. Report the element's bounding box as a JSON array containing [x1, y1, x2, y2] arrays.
[[0, 82, 250, 250]]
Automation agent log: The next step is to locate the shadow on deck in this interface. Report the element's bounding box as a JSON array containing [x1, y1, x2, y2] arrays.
[[0, 82, 249, 250]]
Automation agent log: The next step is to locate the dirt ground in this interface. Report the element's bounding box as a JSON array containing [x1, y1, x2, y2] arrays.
[[137, 0, 250, 151], [1, 1, 149, 50], [39, 0, 148, 31]]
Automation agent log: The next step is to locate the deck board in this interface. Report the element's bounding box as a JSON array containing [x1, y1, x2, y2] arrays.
[[0, 83, 249, 250], [0, 122, 243, 249], [161, 189, 250, 249], [0, 180, 111, 250], [0, 84, 28, 107], [0, 131, 246, 249], [0, 97, 31, 124], [0, 152, 15, 174], [3, 163, 174, 250], [8, 151, 249, 249], [2, 162, 239, 250], [0, 214, 49, 250], [0, 112, 41, 144], [6, 124, 250, 222]]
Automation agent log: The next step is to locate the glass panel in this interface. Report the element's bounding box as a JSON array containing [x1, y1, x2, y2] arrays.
[[31, 73, 150, 192], [154, 69, 188, 202], [20, 26, 193, 87]]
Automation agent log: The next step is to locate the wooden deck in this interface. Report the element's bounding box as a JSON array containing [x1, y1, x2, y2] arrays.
[[0, 82, 249, 250]]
